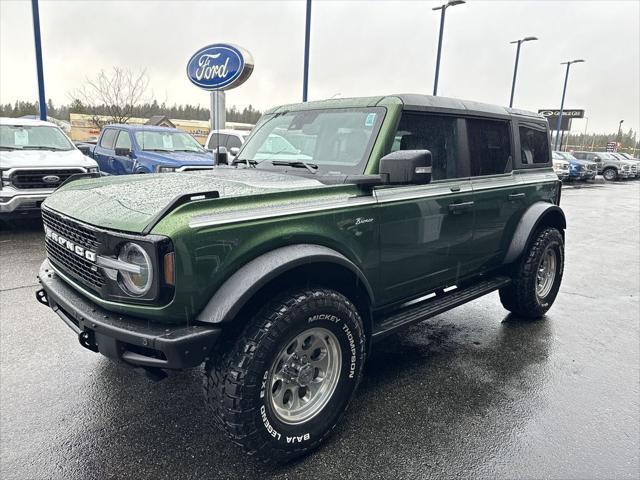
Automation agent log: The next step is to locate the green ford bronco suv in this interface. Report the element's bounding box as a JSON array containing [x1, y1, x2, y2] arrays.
[[36, 94, 565, 462]]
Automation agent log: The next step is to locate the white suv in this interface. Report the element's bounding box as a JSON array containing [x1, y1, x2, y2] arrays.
[[205, 129, 251, 160], [0, 117, 99, 217]]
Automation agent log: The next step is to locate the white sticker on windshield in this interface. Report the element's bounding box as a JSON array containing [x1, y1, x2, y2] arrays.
[[162, 135, 174, 149], [14, 129, 29, 146], [365, 113, 376, 127]]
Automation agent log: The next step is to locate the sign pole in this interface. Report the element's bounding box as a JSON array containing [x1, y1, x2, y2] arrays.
[[302, 0, 312, 102], [31, 0, 47, 121]]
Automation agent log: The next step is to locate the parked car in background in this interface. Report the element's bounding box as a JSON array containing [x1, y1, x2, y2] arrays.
[[552, 152, 570, 180], [86, 125, 216, 174], [205, 129, 251, 158], [610, 152, 639, 178], [554, 151, 596, 181], [572, 151, 632, 181], [0, 117, 98, 217]]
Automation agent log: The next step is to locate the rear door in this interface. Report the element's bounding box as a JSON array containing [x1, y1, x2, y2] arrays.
[[375, 112, 476, 305], [467, 117, 522, 271], [93, 128, 117, 173]]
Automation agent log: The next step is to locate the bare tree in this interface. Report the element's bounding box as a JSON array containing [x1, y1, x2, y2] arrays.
[[69, 67, 151, 128]]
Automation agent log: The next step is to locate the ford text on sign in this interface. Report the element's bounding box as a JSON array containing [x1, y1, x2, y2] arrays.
[[186, 44, 254, 91]]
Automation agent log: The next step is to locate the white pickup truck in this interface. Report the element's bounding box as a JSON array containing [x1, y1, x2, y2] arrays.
[[0, 117, 99, 218]]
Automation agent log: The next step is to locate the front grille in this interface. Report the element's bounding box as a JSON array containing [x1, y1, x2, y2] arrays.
[[10, 168, 84, 189], [42, 208, 104, 289]]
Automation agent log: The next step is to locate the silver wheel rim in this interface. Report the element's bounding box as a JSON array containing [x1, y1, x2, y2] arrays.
[[604, 169, 615, 180], [536, 247, 557, 298], [267, 327, 342, 425]]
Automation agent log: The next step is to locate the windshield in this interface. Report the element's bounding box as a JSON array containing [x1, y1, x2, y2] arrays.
[[236, 107, 385, 175], [0, 125, 74, 151], [557, 151, 577, 160], [134, 130, 205, 153]]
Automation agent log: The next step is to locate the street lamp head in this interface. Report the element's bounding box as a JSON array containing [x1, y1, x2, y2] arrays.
[[561, 59, 585, 65], [523, 36, 538, 42], [572, 59, 585, 64], [433, 0, 464, 9]]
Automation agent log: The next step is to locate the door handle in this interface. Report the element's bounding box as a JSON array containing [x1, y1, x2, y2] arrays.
[[508, 193, 526, 200], [448, 201, 475, 214]]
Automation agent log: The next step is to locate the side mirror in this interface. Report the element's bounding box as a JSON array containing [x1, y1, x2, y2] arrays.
[[593, 156, 601, 162], [229, 147, 240, 156], [216, 146, 229, 165], [115, 147, 131, 157], [379, 150, 433, 185]]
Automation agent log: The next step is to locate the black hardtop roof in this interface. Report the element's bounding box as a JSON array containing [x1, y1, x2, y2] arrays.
[[267, 94, 546, 123], [393, 94, 545, 121]]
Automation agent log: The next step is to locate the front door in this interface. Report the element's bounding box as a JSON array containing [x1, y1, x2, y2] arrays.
[[375, 112, 476, 306], [113, 131, 134, 174]]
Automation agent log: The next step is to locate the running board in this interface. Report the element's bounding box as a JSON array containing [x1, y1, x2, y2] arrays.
[[372, 275, 511, 340]]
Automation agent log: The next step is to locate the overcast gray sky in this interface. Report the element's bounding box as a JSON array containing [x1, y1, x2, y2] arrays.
[[1, 0, 638, 134]]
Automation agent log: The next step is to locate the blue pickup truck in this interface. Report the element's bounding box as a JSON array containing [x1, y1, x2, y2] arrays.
[[87, 125, 216, 174]]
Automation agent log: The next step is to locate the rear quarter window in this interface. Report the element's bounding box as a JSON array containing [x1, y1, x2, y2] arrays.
[[519, 123, 550, 166]]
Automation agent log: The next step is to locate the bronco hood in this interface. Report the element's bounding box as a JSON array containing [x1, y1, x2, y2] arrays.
[[43, 168, 325, 233]]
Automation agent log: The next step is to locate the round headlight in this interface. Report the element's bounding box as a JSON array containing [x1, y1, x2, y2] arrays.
[[117, 243, 153, 296]]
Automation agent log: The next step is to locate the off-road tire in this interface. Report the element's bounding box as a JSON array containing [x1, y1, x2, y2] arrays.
[[500, 227, 564, 319], [203, 288, 366, 463], [602, 167, 618, 181]]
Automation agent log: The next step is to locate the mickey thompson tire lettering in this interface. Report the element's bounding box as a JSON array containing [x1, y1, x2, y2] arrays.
[[203, 288, 366, 464]]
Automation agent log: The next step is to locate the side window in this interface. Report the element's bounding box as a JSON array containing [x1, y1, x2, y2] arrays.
[[99, 129, 117, 149], [226, 135, 242, 149], [392, 112, 460, 181], [114, 131, 131, 150], [467, 119, 512, 175], [519, 124, 550, 165], [207, 133, 228, 150]]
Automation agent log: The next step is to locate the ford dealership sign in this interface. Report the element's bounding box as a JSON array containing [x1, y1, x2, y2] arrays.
[[187, 44, 254, 91]]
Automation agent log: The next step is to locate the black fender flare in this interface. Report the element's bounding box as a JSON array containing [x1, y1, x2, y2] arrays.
[[196, 244, 375, 324], [503, 202, 566, 265]]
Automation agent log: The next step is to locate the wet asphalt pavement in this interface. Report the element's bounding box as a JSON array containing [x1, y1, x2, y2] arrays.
[[1, 181, 638, 480]]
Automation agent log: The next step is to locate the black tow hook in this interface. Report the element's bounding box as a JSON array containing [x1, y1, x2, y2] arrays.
[[35, 288, 49, 306], [78, 331, 99, 353]]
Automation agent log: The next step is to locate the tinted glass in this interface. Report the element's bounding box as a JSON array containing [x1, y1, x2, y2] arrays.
[[226, 135, 242, 149], [115, 131, 131, 150], [519, 125, 550, 165], [392, 113, 459, 181], [207, 133, 227, 150], [467, 119, 511, 175], [100, 129, 118, 149], [239, 107, 385, 175], [0, 125, 73, 151]]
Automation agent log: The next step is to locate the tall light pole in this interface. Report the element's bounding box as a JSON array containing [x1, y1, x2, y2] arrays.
[[554, 59, 585, 150], [302, 0, 312, 102], [616, 119, 624, 143], [31, 0, 47, 120], [509, 36, 538, 108], [432, 0, 465, 96]]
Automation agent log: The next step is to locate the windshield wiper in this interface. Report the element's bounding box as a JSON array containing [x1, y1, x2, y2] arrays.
[[143, 148, 172, 152], [0, 146, 18, 150], [271, 160, 318, 174], [22, 146, 69, 151]]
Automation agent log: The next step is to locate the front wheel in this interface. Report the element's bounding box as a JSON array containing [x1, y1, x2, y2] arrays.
[[500, 227, 564, 319], [204, 288, 366, 463], [602, 168, 618, 181]]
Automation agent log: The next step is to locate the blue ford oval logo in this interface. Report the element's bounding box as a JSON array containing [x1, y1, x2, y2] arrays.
[[186, 44, 254, 91]]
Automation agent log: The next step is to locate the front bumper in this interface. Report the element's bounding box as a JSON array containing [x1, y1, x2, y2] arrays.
[[36, 259, 221, 369], [0, 192, 50, 214]]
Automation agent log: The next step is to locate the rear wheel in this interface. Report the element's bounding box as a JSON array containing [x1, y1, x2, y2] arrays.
[[203, 288, 366, 463], [602, 167, 618, 181], [500, 227, 564, 319]]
